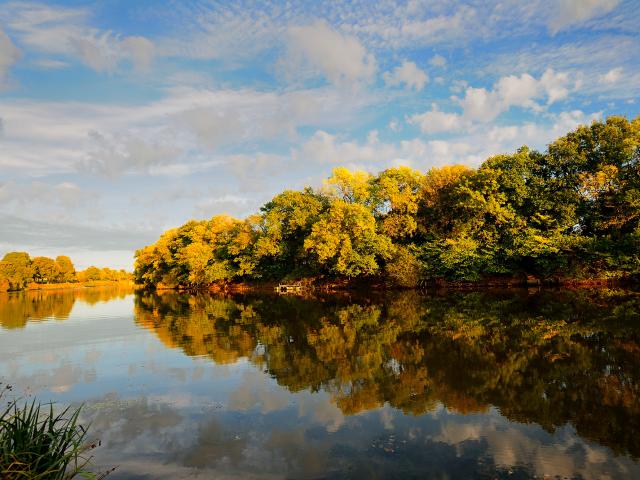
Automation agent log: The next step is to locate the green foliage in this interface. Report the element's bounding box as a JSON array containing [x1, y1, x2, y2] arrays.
[[0, 387, 102, 479], [373, 166, 424, 239], [135, 115, 640, 287], [304, 201, 393, 277], [384, 244, 421, 287]]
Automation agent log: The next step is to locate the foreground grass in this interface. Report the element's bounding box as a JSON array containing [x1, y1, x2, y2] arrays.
[[0, 385, 110, 479]]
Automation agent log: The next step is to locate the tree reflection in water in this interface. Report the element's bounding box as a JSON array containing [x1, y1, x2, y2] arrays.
[[133, 288, 640, 459], [0, 285, 133, 329]]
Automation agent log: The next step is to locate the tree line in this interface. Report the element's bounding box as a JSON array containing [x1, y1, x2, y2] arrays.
[[132, 115, 637, 288], [0, 252, 131, 292]]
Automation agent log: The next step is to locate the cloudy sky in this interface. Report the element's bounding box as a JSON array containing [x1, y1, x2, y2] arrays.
[[0, 0, 638, 270]]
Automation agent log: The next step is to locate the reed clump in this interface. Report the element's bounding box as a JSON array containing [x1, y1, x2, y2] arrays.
[[0, 384, 110, 479]]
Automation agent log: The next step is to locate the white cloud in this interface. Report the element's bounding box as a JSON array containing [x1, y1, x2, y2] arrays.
[[0, 29, 21, 85], [458, 86, 502, 121], [0, 85, 375, 176], [2, 2, 155, 74], [456, 69, 573, 122], [483, 35, 639, 100], [70, 33, 120, 72], [450, 79, 468, 94], [429, 54, 447, 67], [409, 104, 467, 134], [296, 110, 600, 176], [293, 130, 398, 166], [539, 68, 571, 103], [194, 194, 251, 218], [122, 36, 155, 73], [600, 67, 623, 84], [0, 214, 157, 270], [548, 0, 620, 34], [494, 73, 541, 109], [383, 60, 428, 91], [81, 131, 182, 177], [398, 6, 478, 47], [0, 180, 96, 210], [285, 21, 376, 86], [32, 58, 69, 69], [157, 6, 282, 62], [293, 128, 472, 172]]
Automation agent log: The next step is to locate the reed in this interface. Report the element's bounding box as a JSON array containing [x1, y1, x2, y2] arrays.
[[0, 384, 109, 479]]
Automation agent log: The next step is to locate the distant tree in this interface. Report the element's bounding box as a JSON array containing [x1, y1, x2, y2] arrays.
[[55, 256, 76, 283], [0, 252, 33, 290], [32, 256, 59, 283], [83, 266, 101, 282]]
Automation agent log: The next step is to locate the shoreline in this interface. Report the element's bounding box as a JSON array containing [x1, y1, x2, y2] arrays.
[[148, 275, 637, 294], [2, 281, 135, 293]]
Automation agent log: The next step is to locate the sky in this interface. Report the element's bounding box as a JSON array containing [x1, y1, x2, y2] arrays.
[[0, 0, 638, 270]]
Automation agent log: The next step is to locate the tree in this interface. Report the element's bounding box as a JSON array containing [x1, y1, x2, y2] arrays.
[[304, 201, 393, 277], [417, 165, 472, 238], [254, 188, 327, 277], [0, 252, 33, 290], [133, 115, 640, 286], [32, 256, 59, 284], [82, 266, 101, 281], [384, 245, 422, 287], [373, 166, 424, 240], [55, 256, 76, 283], [325, 167, 374, 205]]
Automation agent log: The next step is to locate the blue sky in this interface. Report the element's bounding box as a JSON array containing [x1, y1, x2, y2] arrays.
[[0, 0, 638, 269]]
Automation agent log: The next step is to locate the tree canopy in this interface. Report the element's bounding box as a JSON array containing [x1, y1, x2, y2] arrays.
[[135, 116, 640, 288]]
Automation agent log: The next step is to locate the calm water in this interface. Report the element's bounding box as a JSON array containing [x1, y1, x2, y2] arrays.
[[1, 287, 640, 479]]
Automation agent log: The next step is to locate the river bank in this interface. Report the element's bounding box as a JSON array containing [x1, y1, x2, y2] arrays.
[[148, 274, 637, 294], [9, 280, 135, 292]]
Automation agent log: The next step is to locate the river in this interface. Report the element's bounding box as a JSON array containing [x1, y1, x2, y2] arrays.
[[1, 286, 639, 479]]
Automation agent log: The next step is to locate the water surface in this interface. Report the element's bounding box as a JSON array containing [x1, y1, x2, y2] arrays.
[[1, 287, 639, 479]]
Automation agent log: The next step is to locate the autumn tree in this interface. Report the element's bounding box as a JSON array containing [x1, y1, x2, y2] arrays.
[[0, 252, 33, 290], [254, 188, 327, 278], [304, 201, 393, 277], [325, 167, 374, 205], [32, 256, 59, 284], [0, 274, 9, 293], [372, 166, 424, 240], [55, 256, 76, 283], [134, 115, 640, 287]]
